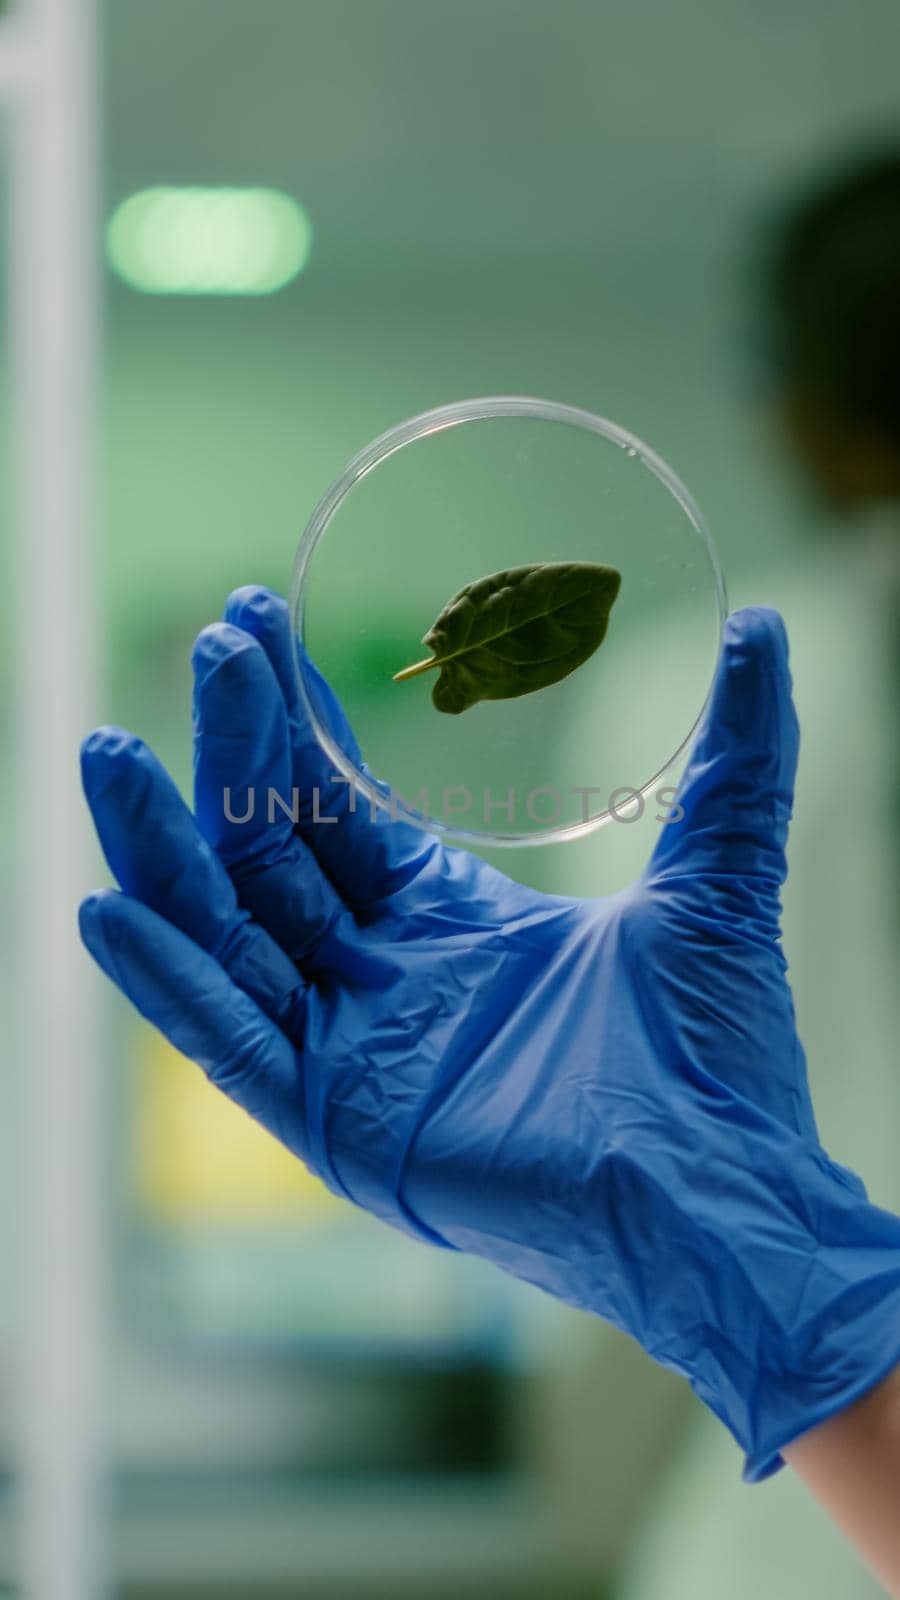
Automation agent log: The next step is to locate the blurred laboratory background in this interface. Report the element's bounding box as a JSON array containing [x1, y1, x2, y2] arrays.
[[2, 1, 900, 1596]]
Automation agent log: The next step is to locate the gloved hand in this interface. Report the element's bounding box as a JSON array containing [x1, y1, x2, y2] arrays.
[[79, 587, 900, 1481]]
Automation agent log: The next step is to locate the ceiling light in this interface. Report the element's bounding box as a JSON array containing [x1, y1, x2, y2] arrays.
[[106, 186, 312, 295]]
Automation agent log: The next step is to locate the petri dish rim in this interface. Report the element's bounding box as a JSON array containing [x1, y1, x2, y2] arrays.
[[289, 395, 728, 849]]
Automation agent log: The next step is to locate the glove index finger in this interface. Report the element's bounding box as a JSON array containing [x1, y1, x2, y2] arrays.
[[223, 586, 305, 723], [222, 585, 438, 910], [223, 586, 364, 770], [648, 607, 798, 890], [192, 618, 293, 866], [192, 616, 352, 964]]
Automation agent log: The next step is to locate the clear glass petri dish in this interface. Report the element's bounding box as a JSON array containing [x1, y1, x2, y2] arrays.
[[290, 396, 726, 849]]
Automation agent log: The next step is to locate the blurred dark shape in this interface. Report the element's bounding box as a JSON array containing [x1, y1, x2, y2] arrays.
[[765, 148, 900, 507]]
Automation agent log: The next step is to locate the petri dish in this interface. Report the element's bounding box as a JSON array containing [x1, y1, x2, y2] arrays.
[[290, 396, 726, 849]]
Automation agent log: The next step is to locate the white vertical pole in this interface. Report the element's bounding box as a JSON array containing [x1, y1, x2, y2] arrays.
[[8, 0, 107, 1593]]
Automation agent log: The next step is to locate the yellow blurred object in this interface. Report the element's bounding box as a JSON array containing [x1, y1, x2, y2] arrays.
[[131, 1026, 345, 1227]]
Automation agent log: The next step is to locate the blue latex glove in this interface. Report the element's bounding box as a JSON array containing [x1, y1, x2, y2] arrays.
[[79, 587, 900, 1480]]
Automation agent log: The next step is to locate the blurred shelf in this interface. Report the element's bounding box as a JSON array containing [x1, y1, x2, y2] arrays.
[[0, 1473, 565, 1593]]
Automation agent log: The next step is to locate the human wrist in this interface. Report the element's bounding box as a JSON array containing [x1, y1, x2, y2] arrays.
[[730, 1152, 900, 1481], [784, 1359, 900, 1464], [782, 1362, 900, 1598]]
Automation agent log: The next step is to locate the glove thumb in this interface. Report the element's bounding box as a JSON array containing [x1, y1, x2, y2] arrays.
[[647, 607, 798, 897]]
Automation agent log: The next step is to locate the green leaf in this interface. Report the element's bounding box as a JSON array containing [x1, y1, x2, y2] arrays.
[[393, 561, 622, 715]]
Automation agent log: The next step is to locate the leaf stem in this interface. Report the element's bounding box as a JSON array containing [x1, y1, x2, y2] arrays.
[[392, 655, 440, 682]]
